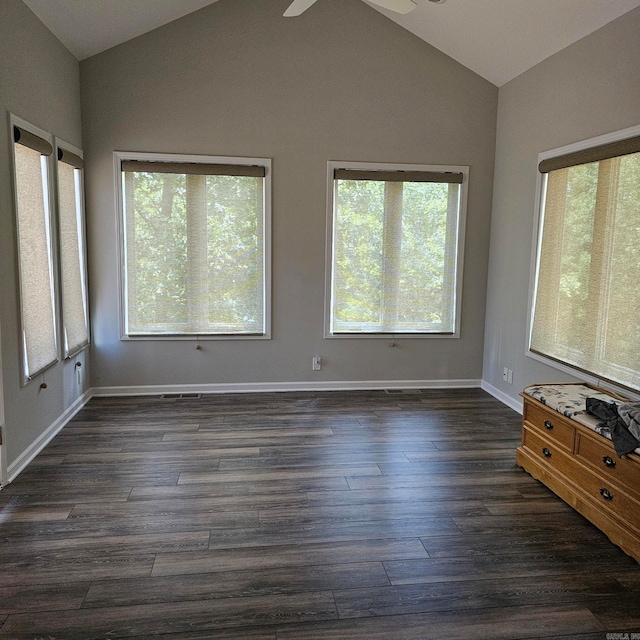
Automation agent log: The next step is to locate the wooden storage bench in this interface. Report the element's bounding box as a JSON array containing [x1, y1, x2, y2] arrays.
[[516, 382, 640, 563]]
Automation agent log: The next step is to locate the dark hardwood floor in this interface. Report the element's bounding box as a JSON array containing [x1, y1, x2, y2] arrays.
[[0, 388, 638, 639]]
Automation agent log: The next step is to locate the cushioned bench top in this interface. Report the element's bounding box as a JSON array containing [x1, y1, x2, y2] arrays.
[[524, 383, 622, 419], [523, 383, 640, 454]]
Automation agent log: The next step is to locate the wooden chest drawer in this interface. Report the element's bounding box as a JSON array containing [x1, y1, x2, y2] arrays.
[[523, 401, 575, 452], [524, 425, 640, 534], [518, 384, 640, 564], [576, 431, 640, 501], [522, 426, 576, 477], [567, 455, 640, 534]]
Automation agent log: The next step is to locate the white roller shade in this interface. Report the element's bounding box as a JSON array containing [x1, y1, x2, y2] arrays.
[[122, 162, 266, 336], [14, 140, 58, 379], [531, 150, 640, 391], [58, 157, 89, 357], [330, 172, 463, 334]]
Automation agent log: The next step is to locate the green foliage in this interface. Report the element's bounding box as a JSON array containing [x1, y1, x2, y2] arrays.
[[332, 179, 458, 333], [125, 171, 264, 334], [206, 176, 263, 329], [555, 163, 597, 351], [537, 151, 640, 388], [602, 153, 640, 371]]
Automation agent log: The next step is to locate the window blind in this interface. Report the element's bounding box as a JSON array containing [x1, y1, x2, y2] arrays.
[[57, 150, 89, 357], [334, 169, 464, 183], [122, 160, 266, 336], [330, 169, 463, 334], [531, 143, 640, 391], [13, 127, 58, 380], [121, 160, 264, 177]]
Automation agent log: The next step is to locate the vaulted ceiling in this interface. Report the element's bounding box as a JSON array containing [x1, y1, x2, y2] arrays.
[[22, 0, 640, 86]]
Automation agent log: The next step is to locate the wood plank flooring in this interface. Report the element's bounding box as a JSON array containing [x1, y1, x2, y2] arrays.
[[1, 388, 638, 639]]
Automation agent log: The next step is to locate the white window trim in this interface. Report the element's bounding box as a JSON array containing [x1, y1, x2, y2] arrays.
[[324, 160, 469, 339], [114, 151, 272, 341], [9, 114, 59, 385], [526, 122, 640, 400], [55, 137, 90, 359]]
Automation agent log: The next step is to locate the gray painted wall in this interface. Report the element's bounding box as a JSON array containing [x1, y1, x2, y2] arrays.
[[483, 7, 640, 407], [80, 0, 498, 390], [0, 0, 87, 477]]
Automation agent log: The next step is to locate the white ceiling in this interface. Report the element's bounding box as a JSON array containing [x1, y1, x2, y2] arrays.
[[367, 0, 640, 86], [22, 0, 640, 86], [22, 0, 221, 60]]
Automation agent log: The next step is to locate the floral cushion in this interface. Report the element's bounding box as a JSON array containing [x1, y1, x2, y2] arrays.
[[523, 383, 640, 454], [523, 383, 622, 419]]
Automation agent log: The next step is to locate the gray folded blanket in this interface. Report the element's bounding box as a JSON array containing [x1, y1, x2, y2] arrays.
[[586, 398, 640, 457], [618, 402, 640, 442]]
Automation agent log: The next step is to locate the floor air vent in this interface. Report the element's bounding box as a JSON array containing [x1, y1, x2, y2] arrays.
[[161, 393, 202, 399], [384, 389, 425, 395]]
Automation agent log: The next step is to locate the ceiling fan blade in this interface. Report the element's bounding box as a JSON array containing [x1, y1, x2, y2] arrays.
[[366, 0, 417, 14], [283, 0, 321, 17]]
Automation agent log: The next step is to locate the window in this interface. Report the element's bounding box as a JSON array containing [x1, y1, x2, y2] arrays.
[[326, 162, 467, 336], [57, 143, 89, 358], [117, 153, 271, 338], [530, 127, 640, 392], [11, 119, 58, 382]]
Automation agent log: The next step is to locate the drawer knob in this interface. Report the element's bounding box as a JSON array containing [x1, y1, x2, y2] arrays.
[[602, 455, 616, 469], [542, 447, 552, 458], [599, 488, 614, 501], [544, 420, 554, 430]]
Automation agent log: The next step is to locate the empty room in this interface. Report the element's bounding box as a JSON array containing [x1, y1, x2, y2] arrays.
[[0, 0, 639, 637]]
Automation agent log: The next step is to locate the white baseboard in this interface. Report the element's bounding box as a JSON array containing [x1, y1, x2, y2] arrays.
[[91, 378, 483, 397], [481, 379, 523, 414], [6, 388, 92, 484]]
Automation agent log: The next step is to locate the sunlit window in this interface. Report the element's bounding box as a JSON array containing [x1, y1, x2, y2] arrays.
[[327, 162, 468, 336], [531, 131, 640, 391], [118, 154, 271, 338], [57, 145, 89, 357], [12, 121, 58, 382]]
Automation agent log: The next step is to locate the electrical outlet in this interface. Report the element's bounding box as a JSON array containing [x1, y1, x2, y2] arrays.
[[502, 367, 508, 382], [312, 355, 322, 371]]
